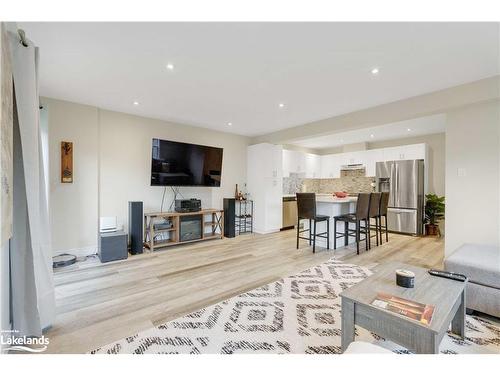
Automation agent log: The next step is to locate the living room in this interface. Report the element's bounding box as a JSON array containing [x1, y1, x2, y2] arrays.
[[1, 1, 499, 373]]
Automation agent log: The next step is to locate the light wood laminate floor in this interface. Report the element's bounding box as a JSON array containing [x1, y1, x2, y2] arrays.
[[48, 230, 444, 353]]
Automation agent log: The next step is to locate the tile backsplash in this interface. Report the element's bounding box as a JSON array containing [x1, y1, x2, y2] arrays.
[[283, 172, 375, 195]]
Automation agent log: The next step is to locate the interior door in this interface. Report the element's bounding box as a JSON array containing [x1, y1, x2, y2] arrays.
[[387, 208, 417, 234]]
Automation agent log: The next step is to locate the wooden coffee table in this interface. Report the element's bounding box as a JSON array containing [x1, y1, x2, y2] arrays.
[[340, 261, 466, 354]]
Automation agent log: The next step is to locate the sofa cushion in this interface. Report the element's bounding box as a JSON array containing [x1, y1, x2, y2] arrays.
[[444, 244, 500, 289]]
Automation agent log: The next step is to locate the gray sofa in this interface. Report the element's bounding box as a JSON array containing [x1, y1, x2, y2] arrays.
[[444, 244, 500, 318]]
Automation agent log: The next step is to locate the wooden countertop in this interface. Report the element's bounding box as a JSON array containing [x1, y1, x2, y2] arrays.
[[145, 209, 223, 217]]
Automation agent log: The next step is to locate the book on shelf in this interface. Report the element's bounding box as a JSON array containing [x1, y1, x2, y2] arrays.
[[371, 292, 435, 325]]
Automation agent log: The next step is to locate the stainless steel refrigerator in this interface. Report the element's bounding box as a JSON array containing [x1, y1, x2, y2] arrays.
[[376, 160, 425, 235]]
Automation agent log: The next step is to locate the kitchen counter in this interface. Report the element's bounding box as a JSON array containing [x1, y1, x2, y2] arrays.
[[301, 196, 358, 249], [282, 193, 358, 203], [316, 196, 357, 203]]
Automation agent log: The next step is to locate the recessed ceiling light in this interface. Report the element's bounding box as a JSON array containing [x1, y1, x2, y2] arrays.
[[227, 122, 232, 126], [278, 103, 285, 108], [133, 101, 140, 106], [370, 134, 374, 138], [407, 128, 412, 132], [166, 63, 174, 70], [371, 67, 379, 75]]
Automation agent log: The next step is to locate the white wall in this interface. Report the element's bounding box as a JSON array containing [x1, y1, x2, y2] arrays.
[[445, 100, 500, 256], [43, 98, 249, 255], [45, 98, 99, 255], [98, 109, 248, 236]]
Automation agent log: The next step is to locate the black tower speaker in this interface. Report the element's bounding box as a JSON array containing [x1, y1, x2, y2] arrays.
[[128, 201, 143, 254], [223, 198, 236, 238]]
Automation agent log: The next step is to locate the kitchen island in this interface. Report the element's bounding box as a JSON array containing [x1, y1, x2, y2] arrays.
[[301, 195, 358, 249]]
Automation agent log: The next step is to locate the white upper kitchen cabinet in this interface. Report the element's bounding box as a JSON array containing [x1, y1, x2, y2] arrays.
[[282, 143, 427, 180], [283, 150, 306, 177], [282, 149, 312, 177], [365, 149, 384, 177], [382, 143, 426, 161], [339, 151, 366, 166], [304, 153, 321, 178], [282, 149, 294, 178], [251, 143, 282, 179], [320, 154, 341, 178], [403, 143, 427, 160]]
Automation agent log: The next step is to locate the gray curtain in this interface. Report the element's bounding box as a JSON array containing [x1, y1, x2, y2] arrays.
[[8, 29, 54, 336]]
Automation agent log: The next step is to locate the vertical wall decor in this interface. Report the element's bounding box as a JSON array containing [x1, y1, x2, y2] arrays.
[[61, 141, 73, 183]]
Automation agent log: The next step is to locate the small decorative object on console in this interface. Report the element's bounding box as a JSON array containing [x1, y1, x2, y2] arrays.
[[175, 198, 202, 213], [334, 191, 348, 198], [396, 269, 415, 288], [235, 183, 245, 200]]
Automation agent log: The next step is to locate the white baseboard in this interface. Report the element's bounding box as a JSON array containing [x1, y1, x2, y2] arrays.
[[253, 228, 281, 235], [53, 245, 97, 258]]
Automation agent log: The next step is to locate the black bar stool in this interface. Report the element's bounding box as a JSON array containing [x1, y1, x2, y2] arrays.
[[296, 193, 330, 253], [377, 192, 390, 244], [368, 193, 382, 249], [333, 193, 370, 255]]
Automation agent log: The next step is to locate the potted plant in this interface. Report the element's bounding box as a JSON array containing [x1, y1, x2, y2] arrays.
[[424, 194, 445, 236]]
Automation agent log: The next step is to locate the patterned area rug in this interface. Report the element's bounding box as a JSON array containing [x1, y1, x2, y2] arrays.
[[91, 259, 500, 354]]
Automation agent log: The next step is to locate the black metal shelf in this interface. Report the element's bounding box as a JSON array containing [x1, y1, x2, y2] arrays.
[[235, 200, 253, 235]]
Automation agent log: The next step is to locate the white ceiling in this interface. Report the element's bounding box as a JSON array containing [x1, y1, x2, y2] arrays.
[[290, 114, 446, 149], [20, 22, 499, 137]]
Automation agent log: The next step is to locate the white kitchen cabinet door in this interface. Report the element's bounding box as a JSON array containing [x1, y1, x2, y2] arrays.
[[305, 153, 321, 178], [313, 154, 322, 178], [321, 154, 341, 178], [338, 152, 352, 166], [365, 149, 383, 177], [382, 146, 405, 161], [248, 143, 283, 179], [282, 149, 307, 176], [272, 145, 283, 179], [403, 143, 426, 160], [382, 144, 426, 161], [339, 151, 365, 166], [282, 149, 294, 178], [295, 151, 306, 175]]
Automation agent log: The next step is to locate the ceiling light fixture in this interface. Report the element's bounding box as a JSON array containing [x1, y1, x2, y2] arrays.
[[133, 101, 140, 106], [371, 67, 379, 75], [370, 134, 374, 138], [278, 103, 285, 108], [166, 63, 174, 71], [227, 122, 232, 126], [407, 128, 412, 132]]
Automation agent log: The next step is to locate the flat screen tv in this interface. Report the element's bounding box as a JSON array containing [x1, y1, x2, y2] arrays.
[[150, 138, 223, 187]]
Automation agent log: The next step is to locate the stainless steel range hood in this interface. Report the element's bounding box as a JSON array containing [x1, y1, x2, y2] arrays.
[[340, 164, 365, 170]]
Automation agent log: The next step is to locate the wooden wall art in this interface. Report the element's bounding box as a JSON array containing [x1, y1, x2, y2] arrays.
[[61, 141, 73, 183]]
